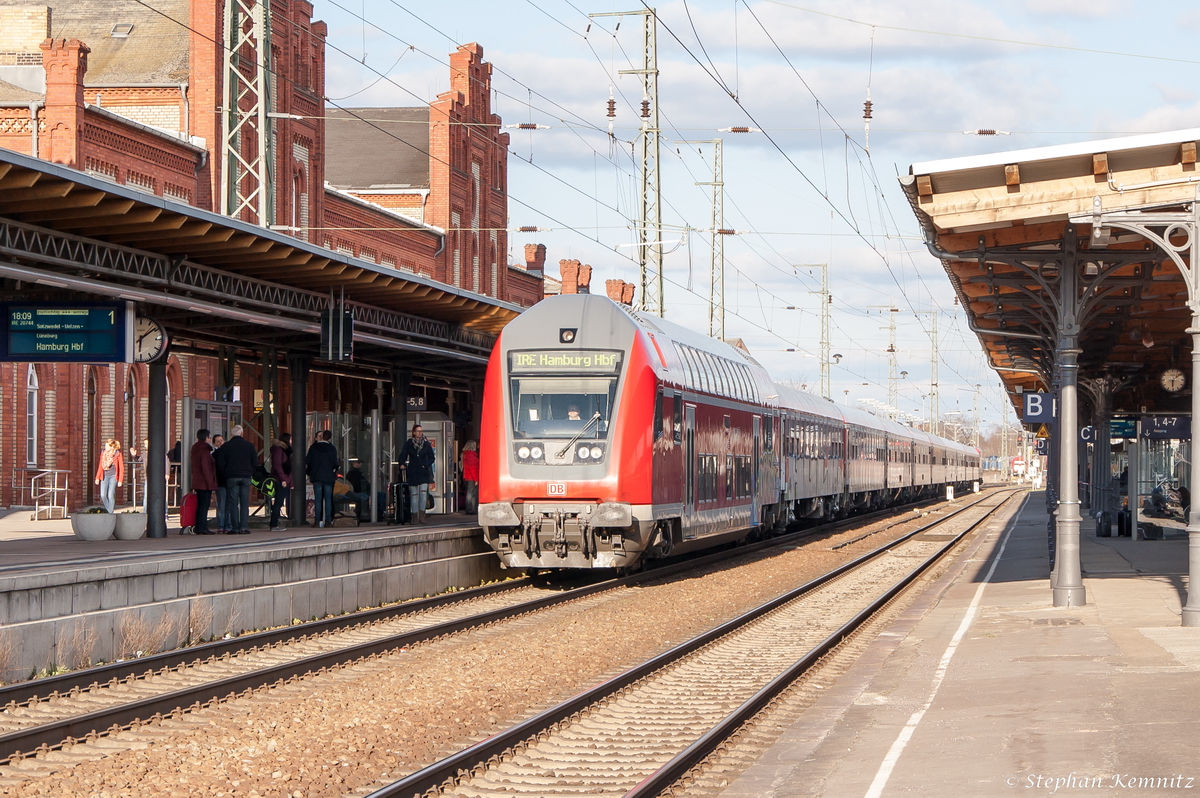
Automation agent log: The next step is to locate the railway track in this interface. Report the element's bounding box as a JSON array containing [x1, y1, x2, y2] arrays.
[[365, 489, 1019, 798], [0, 489, 1005, 776]]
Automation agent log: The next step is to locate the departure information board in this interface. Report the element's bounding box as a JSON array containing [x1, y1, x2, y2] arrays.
[[1, 303, 132, 362]]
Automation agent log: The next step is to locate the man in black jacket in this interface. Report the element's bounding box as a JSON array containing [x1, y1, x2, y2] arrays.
[[215, 425, 258, 535], [306, 429, 340, 528], [399, 424, 437, 525]]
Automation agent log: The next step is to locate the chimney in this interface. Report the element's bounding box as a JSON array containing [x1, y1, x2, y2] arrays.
[[560, 259, 580, 294], [524, 243, 546, 276], [40, 38, 89, 167], [606, 279, 635, 306], [577, 264, 592, 294]]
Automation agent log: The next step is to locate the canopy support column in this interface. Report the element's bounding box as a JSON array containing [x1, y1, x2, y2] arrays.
[[288, 354, 310, 527]]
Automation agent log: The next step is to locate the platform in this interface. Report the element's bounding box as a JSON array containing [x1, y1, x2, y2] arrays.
[[0, 509, 500, 681], [720, 491, 1200, 797]]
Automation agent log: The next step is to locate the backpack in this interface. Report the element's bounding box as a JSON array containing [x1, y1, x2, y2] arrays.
[[252, 463, 277, 497]]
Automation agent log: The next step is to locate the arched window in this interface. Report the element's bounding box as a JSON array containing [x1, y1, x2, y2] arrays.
[[25, 365, 38, 466]]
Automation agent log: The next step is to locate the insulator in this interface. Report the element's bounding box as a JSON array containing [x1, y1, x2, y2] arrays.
[[641, 100, 650, 119], [863, 100, 873, 120], [728, 126, 751, 133], [976, 129, 997, 136], [606, 99, 616, 118], [518, 226, 538, 233], [716, 228, 736, 236], [515, 123, 539, 130]]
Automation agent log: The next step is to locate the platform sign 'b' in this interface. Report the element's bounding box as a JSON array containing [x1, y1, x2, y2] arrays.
[[1023, 392, 1055, 423]]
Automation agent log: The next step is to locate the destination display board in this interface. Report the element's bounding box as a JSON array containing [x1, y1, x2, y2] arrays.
[[509, 349, 623, 374], [0, 303, 132, 363]]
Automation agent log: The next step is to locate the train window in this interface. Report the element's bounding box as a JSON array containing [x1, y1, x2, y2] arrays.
[[680, 346, 696, 391], [654, 390, 664, 441], [724, 415, 731, 433], [715, 357, 729, 397], [764, 413, 774, 451], [726, 454, 734, 499], [723, 359, 737, 398], [673, 397, 683, 444], [509, 376, 618, 440]]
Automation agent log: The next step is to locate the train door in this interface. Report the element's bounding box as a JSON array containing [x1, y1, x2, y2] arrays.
[[752, 416, 761, 526], [684, 404, 697, 538]]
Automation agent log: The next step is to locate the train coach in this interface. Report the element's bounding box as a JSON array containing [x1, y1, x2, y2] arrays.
[[478, 294, 980, 571]]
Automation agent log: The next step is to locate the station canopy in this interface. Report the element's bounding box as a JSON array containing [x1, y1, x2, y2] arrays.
[[0, 147, 521, 370], [900, 128, 1200, 412]]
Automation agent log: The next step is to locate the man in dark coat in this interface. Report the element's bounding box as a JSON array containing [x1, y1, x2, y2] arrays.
[[215, 424, 258, 535], [399, 424, 437, 524], [306, 429, 340, 528], [268, 433, 293, 531], [189, 429, 218, 534]]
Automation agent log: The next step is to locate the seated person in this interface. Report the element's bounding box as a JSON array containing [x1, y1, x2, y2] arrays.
[[332, 476, 369, 521], [344, 459, 385, 521], [567, 404, 581, 421]]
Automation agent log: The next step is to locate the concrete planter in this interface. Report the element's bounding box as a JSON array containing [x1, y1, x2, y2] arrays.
[[113, 512, 147, 540], [71, 512, 116, 541]]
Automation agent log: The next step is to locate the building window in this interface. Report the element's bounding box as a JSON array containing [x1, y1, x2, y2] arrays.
[[25, 364, 38, 466]]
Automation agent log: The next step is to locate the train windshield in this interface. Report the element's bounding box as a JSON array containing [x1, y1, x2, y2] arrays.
[[509, 377, 618, 439]]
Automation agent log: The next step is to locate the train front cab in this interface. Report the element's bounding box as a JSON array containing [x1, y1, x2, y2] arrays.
[[478, 296, 660, 570]]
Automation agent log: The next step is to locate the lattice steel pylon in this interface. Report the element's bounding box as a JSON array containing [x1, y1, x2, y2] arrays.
[[802, 264, 831, 399], [221, 0, 274, 226], [594, 8, 662, 315], [915, 309, 940, 435], [871, 304, 900, 418], [680, 139, 724, 337]]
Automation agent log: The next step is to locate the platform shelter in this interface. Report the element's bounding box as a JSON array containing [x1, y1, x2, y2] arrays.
[[0, 146, 521, 534], [901, 128, 1200, 625]]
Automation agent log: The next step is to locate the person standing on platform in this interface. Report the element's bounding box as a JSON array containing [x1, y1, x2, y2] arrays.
[[400, 424, 437, 525], [269, 433, 293, 531], [215, 425, 256, 535], [190, 429, 217, 535], [212, 434, 227, 533], [306, 430, 340, 528], [94, 439, 124, 513], [462, 440, 479, 516]]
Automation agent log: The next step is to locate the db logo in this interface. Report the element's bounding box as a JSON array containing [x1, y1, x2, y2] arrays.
[[547, 482, 567, 496]]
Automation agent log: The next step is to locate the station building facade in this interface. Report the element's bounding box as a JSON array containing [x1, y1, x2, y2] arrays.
[[0, 0, 543, 510]]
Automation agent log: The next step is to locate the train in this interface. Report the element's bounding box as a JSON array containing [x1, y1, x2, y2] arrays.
[[478, 294, 981, 571]]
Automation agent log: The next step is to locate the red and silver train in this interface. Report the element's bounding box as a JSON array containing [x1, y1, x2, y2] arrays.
[[478, 294, 981, 570]]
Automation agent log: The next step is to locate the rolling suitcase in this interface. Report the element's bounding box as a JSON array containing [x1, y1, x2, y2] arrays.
[[179, 491, 198, 535]]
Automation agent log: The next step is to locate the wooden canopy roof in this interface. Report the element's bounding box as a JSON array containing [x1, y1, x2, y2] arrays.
[[900, 129, 1200, 416], [0, 147, 520, 336]]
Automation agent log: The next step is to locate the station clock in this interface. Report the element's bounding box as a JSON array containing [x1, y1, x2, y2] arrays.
[[133, 317, 169, 363], [1160, 368, 1186, 393]]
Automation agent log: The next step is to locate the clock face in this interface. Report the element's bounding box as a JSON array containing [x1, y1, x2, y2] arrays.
[[1161, 368, 1186, 393], [133, 317, 168, 363]]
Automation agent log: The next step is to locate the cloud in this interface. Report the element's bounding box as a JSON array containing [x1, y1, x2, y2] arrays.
[[1023, 0, 1118, 18]]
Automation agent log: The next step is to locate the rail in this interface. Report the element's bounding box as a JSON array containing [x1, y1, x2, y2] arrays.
[[0, 490, 1006, 769], [367, 489, 1018, 798]]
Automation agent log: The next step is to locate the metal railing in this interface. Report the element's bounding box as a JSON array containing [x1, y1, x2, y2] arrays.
[[10, 468, 70, 519]]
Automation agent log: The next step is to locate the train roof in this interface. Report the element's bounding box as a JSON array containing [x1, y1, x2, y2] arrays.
[[516, 296, 978, 456], [629, 308, 764, 371]]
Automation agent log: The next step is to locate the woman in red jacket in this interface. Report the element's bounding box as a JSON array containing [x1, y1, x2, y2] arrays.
[[462, 440, 479, 515], [94, 439, 124, 513]]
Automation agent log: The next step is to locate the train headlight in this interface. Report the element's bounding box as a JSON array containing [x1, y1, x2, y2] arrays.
[[518, 446, 531, 460], [589, 446, 603, 460], [577, 445, 591, 459], [531, 446, 544, 459]]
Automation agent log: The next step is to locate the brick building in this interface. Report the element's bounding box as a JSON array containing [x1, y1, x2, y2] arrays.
[[0, 0, 540, 510]]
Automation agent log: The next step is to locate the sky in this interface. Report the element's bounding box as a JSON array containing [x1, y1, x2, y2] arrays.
[[311, 0, 1200, 436]]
